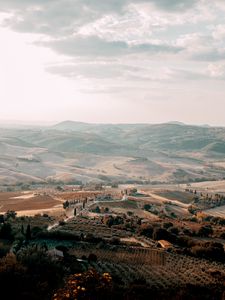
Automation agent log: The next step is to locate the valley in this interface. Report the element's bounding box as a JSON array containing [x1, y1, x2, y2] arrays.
[[1, 122, 225, 299], [0, 122, 225, 187]]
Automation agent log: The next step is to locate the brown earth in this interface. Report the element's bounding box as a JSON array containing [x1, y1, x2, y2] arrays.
[[0, 192, 61, 213]]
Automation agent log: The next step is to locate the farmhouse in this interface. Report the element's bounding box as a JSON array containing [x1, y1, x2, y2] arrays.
[[157, 240, 173, 250]]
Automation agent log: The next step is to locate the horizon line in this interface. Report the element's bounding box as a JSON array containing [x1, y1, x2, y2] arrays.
[[0, 119, 224, 128]]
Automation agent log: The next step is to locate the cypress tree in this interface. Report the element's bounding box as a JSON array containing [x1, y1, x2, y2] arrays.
[[25, 224, 31, 240]]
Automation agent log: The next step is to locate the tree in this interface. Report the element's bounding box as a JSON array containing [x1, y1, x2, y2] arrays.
[[16, 245, 64, 298], [94, 206, 101, 213], [162, 222, 173, 229], [4, 210, 17, 220], [139, 224, 153, 238], [56, 186, 63, 191], [0, 223, 13, 240], [0, 214, 4, 224], [152, 228, 169, 241], [0, 254, 27, 299], [191, 242, 224, 261], [198, 225, 213, 237], [31, 226, 43, 238], [88, 253, 97, 262], [63, 201, 69, 209], [168, 226, 179, 235], [143, 204, 152, 211], [25, 224, 31, 240], [21, 224, 24, 235]]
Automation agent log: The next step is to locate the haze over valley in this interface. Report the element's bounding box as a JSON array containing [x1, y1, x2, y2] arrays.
[[0, 121, 225, 186]]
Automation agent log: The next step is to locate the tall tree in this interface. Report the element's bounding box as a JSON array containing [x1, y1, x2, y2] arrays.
[[25, 224, 31, 240]]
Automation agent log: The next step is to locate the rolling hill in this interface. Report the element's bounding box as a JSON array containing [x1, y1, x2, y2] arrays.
[[0, 121, 225, 185]]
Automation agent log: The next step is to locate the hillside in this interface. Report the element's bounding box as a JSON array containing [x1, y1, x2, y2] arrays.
[[0, 122, 225, 185]]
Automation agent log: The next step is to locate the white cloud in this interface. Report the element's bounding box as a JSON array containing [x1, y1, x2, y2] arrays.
[[0, 0, 225, 125], [212, 24, 225, 40], [207, 62, 225, 78]]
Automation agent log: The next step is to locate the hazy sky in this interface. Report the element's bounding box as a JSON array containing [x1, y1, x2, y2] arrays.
[[0, 0, 225, 125]]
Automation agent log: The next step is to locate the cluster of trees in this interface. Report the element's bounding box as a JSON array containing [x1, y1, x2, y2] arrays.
[[92, 206, 109, 214], [138, 220, 225, 261], [0, 245, 65, 300], [139, 223, 179, 242], [195, 213, 225, 226], [189, 192, 225, 212], [0, 221, 37, 243], [102, 215, 124, 227], [191, 242, 224, 261]]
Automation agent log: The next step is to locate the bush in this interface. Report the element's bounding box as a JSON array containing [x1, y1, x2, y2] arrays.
[[198, 225, 213, 237], [220, 232, 225, 239], [168, 226, 179, 235], [0, 243, 11, 258], [38, 230, 80, 241], [152, 228, 169, 241], [0, 247, 64, 300], [0, 223, 13, 240], [139, 224, 153, 238], [176, 235, 196, 247], [191, 242, 224, 261], [31, 226, 43, 238], [88, 253, 97, 262], [4, 210, 17, 220], [162, 222, 173, 229], [84, 233, 103, 244], [52, 269, 112, 300]]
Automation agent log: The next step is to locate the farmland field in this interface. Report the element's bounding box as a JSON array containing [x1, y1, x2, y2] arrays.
[[153, 190, 194, 204], [0, 191, 62, 214], [204, 205, 225, 218], [69, 244, 225, 291]]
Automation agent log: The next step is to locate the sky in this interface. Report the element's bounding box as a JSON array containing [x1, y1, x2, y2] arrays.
[[0, 0, 225, 126]]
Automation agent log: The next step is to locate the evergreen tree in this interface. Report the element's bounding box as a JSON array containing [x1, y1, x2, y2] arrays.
[[25, 224, 31, 240], [21, 224, 24, 235]]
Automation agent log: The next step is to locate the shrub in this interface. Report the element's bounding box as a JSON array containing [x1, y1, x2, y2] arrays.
[[198, 225, 213, 237], [0, 243, 11, 258], [52, 269, 112, 300], [168, 226, 179, 235], [191, 242, 224, 261], [162, 222, 173, 229], [0, 223, 13, 240], [152, 228, 169, 241], [220, 232, 225, 239], [4, 210, 17, 220], [88, 253, 97, 262], [139, 224, 153, 238]]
